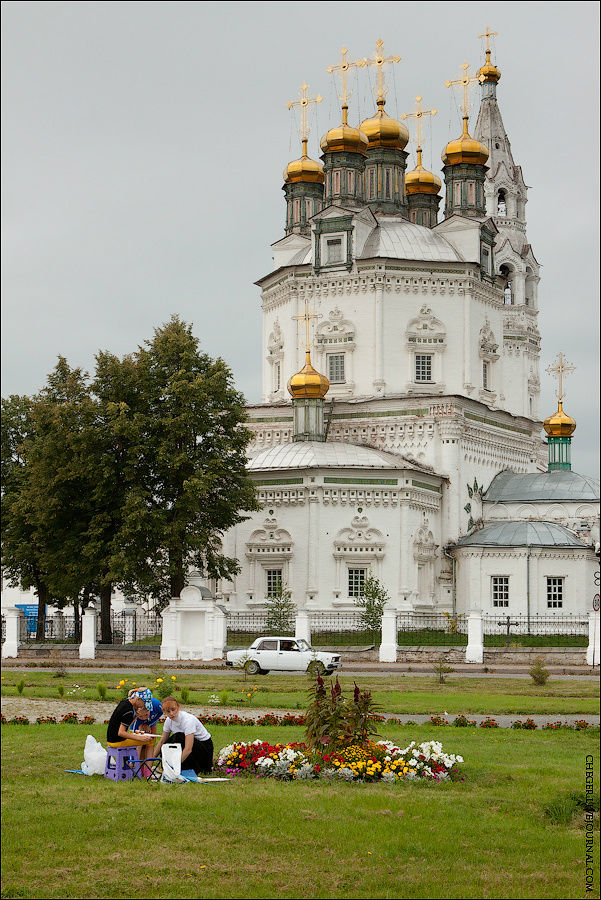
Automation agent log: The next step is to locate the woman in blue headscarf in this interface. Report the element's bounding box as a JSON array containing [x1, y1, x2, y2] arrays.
[[128, 688, 163, 734]]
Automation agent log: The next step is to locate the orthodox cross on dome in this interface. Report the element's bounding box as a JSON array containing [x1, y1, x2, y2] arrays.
[[287, 83, 322, 153], [445, 62, 484, 117], [326, 46, 366, 109], [364, 38, 401, 104], [293, 299, 322, 351], [546, 351, 576, 403], [401, 95, 437, 157], [478, 26, 498, 52]]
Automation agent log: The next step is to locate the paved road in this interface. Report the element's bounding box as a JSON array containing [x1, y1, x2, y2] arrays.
[[1, 664, 598, 680]]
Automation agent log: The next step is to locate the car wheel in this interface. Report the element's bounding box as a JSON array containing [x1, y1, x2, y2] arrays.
[[306, 660, 326, 676], [244, 659, 261, 675]]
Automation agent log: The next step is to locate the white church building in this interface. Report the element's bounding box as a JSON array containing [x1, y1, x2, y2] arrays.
[[218, 40, 599, 617]]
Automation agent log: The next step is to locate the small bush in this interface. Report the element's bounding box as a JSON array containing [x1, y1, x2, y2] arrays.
[[453, 715, 477, 727], [529, 656, 549, 685], [430, 715, 450, 726], [57, 684, 65, 698], [219, 689, 230, 705], [180, 687, 190, 703], [479, 717, 499, 728], [16, 678, 25, 695], [97, 682, 107, 701], [433, 656, 454, 684], [52, 666, 67, 678]]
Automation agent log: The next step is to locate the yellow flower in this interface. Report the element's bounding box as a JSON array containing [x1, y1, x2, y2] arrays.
[[247, 693, 252, 698], [171, 676, 176, 681], [157, 678, 163, 683]]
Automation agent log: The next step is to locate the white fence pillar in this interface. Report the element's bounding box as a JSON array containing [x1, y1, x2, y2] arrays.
[[2, 607, 24, 659], [79, 604, 98, 659], [587, 611, 600, 667], [465, 611, 484, 663], [160, 601, 179, 660], [379, 608, 398, 663], [295, 609, 311, 644], [54, 610, 66, 641]]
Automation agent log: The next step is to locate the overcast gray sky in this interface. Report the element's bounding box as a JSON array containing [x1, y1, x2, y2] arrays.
[[2, 1, 599, 476]]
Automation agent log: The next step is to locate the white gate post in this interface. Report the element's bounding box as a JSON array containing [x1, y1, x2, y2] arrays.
[[79, 603, 98, 659], [465, 611, 484, 663], [2, 607, 24, 659], [295, 609, 311, 644], [160, 600, 179, 660], [586, 611, 600, 667], [379, 608, 398, 663], [54, 610, 66, 641]]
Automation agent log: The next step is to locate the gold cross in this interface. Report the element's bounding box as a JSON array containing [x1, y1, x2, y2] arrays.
[[478, 26, 498, 52], [287, 83, 322, 150], [546, 351, 576, 403], [401, 95, 437, 152], [326, 46, 366, 108], [445, 62, 484, 117], [293, 300, 322, 351], [364, 38, 401, 103]]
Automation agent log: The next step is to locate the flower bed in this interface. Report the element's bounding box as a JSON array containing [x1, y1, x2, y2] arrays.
[[217, 738, 464, 782]]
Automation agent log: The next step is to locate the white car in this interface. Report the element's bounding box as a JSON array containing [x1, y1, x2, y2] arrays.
[[226, 637, 341, 676]]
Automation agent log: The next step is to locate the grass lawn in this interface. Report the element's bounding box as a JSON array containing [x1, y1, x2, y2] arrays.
[[1, 670, 599, 716], [0, 723, 599, 899]]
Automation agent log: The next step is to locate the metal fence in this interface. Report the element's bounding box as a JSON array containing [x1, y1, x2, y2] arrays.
[[20, 616, 78, 643], [396, 613, 468, 646], [310, 611, 380, 647], [97, 611, 163, 645], [226, 612, 271, 646], [482, 614, 589, 647]]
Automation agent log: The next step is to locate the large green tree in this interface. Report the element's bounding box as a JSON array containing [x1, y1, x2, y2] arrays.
[[111, 317, 259, 606], [1, 393, 56, 640]]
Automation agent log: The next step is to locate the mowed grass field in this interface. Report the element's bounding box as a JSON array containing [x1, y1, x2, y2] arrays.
[[1, 670, 599, 715], [1, 722, 599, 900]]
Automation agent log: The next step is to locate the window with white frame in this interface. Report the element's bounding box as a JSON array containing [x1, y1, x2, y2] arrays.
[[266, 569, 283, 598], [326, 238, 343, 264], [415, 354, 433, 382], [333, 171, 340, 195], [368, 169, 376, 200], [384, 168, 392, 199], [327, 353, 345, 383], [491, 576, 509, 607], [453, 181, 461, 206], [347, 170, 355, 194], [348, 568, 367, 597], [483, 360, 490, 390], [546, 577, 564, 608], [467, 182, 475, 205], [273, 361, 281, 392]]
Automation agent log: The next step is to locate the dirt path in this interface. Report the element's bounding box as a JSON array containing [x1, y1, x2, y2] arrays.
[[1, 697, 598, 728]]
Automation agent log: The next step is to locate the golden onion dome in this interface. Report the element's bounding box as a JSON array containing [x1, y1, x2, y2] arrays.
[[543, 401, 577, 438], [320, 105, 369, 156], [283, 138, 324, 185], [478, 48, 501, 84], [405, 148, 442, 195], [287, 351, 330, 400], [359, 98, 409, 151], [442, 116, 490, 167]]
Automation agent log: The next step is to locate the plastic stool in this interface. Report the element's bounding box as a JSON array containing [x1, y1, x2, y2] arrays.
[[104, 746, 140, 781]]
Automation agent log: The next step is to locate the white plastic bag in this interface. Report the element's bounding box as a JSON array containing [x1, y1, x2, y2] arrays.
[[82, 734, 107, 776], [161, 743, 186, 783]]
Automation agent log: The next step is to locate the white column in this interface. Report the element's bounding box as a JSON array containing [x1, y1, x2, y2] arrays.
[[307, 497, 319, 595], [379, 608, 398, 663], [465, 610, 484, 663], [160, 601, 179, 660], [586, 611, 600, 667], [54, 610, 66, 641], [79, 603, 98, 660], [373, 282, 385, 391], [397, 501, 411, 609], [295, 609, 311, 644], [2, 607, 24, 659], [211, 607, 227, 659]]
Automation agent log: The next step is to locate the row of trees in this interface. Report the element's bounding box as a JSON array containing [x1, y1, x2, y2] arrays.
[[1, 317, 258, 642]]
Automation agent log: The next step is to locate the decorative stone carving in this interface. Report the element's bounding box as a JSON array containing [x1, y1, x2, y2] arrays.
[[333, 514, 385, 556]]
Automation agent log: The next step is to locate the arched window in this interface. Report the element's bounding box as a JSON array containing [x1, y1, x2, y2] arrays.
[[499, 264, 513, 305], [497, 189, 507, 216]]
